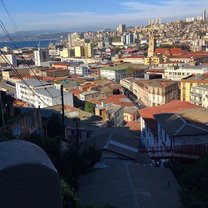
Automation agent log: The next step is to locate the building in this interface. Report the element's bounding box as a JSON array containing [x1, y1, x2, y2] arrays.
[[191, 85, 208, 107], [79, 90, 100, 101], [34, 49, 49, 66], [154, 108, 208, 158], [202, 9, 207, 21], [120, 77, 139, 91], [139, 100, 201, 152], [84, 43, 94, 58], [164, 65, 208, 81], [133, 79, 179, 107], [74, 46, 84, 57], [117, 24, 126, 33], [100, 65, 127, 82], [180, 73, 208, 101], [0, 54, 17, 67], [126, 33, 134, 44], [144, 56, 162, 66], [155, 18, 161, 24], [122, 56, 144, 64], [16, 79, 73, 108], [148, 33, 156, 57], [68, 33, 73, 48], [60, 48, 70, 58], [68, 65, 89, 76], [95, 104, 124, 127], [123, 106, 138, 122]]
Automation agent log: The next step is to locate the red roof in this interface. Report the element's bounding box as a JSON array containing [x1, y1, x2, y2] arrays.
[[126, 121, 141, 132], [103, 94, 134, 107], [139, 100, 200, 135], [124, 55, 144, 59], [155, 48, 184, 56]]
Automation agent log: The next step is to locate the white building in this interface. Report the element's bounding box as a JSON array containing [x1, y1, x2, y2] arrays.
[[79, 90, 100, 101], [0, 54, 17, 67], [34, 49, 49, 66], [191, 85, 208, 108], [164, 66, 208, 81], [68, 65, 89, 76], [100, 67, 127, 82], [16, 79, 73, 108]]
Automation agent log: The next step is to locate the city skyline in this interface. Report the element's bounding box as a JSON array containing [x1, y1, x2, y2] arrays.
[[0, 0, 208, 32]]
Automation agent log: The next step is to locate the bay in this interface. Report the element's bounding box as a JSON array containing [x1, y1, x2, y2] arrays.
[[0, 39, 57, 49]]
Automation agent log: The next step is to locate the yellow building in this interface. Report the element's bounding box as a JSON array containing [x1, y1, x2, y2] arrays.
[[84, 43, 94, 58], [180, 74, 208, 101], [144, 57, 151, 65], [144, 56, 161, 66], [60, 48, 70, 58], [74, 46, 84, 57]]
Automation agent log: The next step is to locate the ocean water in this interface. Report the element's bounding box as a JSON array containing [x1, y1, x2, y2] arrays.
[[0, 39, 56, 49]]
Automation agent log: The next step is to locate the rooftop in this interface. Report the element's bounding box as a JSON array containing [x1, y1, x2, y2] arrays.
[[36, 87, 70, 98], [18, 79, 51, 88], [139, 100, 200, 135], [154, 111, 208, 137], [181, 73, 208, 81]]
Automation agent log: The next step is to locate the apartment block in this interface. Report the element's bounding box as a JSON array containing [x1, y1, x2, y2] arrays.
[[164, 65, 208, 81], [191, 85, 208, 107], [180, 73, 208, 101], [132, 79, 179, 107], [16, 79, 73, 108], [100, 65, 127, 82]]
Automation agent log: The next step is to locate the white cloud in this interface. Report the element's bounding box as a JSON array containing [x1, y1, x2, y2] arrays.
[[1, 0, 208, 31]]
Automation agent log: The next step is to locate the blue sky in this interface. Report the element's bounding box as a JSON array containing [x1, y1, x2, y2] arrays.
[[0, 0, 208, 32]]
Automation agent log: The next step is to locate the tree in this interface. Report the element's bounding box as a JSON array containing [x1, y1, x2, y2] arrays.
[[84, 102, 94, 114], [60, 179, 81, 208], [47, 113, 62, 137]]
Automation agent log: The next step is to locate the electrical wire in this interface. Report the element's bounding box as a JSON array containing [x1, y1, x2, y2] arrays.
[[0, 16, 63, 111], [0, 49, 51, 107]]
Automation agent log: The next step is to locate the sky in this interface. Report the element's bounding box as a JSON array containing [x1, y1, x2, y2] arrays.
[[0, 0, 208, 32]]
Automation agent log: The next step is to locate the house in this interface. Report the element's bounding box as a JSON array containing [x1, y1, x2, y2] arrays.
[[79, 90, 100, 101], [139, 100, 199, 150], [100, 65, 127, 82], [180, 73, 208, 101], [191, 85, 208, 107], [123, 106, 138, 122], [164, 65, 208, 81], [95, 104, 124, 127], [16, 79, 73, 108], [132, 79, 179, 107], [154, 107, 208, 157]]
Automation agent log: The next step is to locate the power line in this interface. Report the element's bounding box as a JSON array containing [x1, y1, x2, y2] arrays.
[[0, 16, 63, 111], [0, 49, 51, 107]]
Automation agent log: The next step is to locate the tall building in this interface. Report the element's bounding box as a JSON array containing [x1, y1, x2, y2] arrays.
[[121, 35, 126, 44], [0, 54, 17, 67], [84, 43, 94, 58], [34, 48, 49, 66], [117, 24, 126, 33], [155, 18, 161, 24], [126, 33, 134, 44], [202, 9, 207, 21], [68, 33, 73, 48], [74, 46, 84, 57], [148, 19, 154, 25], [148, 33, 156, 57]]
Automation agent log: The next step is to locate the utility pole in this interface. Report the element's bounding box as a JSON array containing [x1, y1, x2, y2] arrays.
[[61, 85, 65, 139], [0, 91, 5, 132]]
